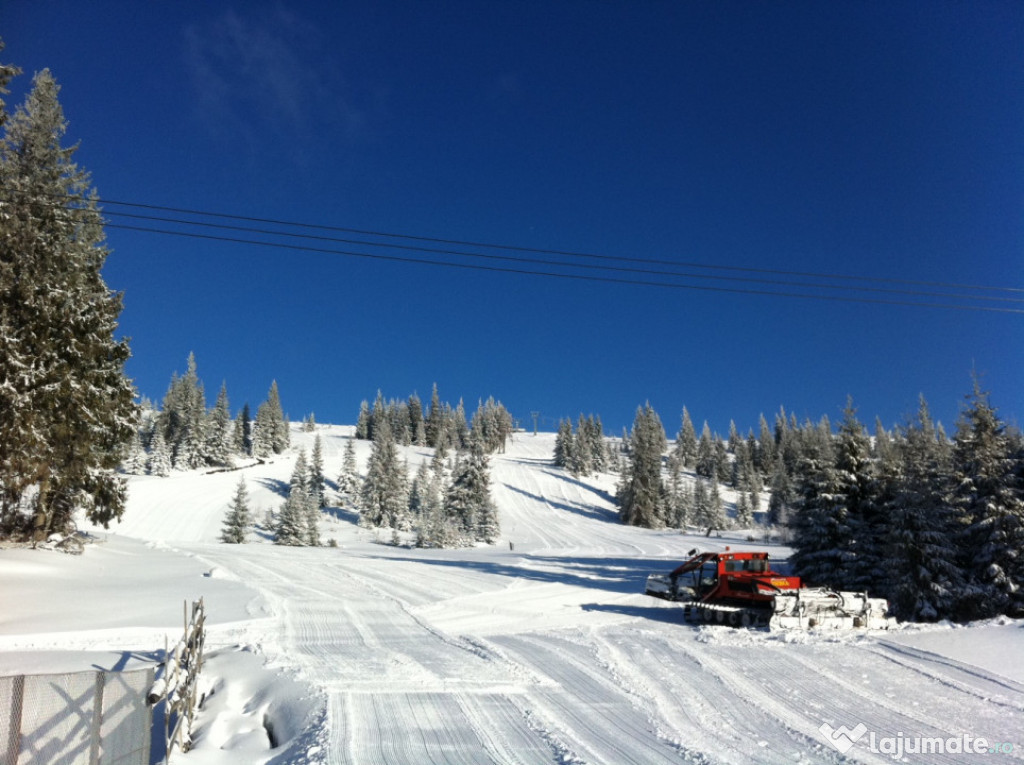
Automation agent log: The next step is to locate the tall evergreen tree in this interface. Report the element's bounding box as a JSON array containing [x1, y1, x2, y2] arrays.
[[221, 476, 251, 544], [408, 393, 426, 446], [147, 430, 172, 477], [336, 438, 360, 504], [123, 432, 148, 476], [832, 399, 879, 590], [205, 382, 234, 468], [444, 433, 499, 543], [309, 434, 326, 509], [158, 353, 207, 470], [674, 407, 698, 469], [233, 402, 253, 457], [553, 418, 573, 468], [0, 67, 138, 537], [253, 380, 288, 456], [619, 404, 667, 528], [359, 417, 408, 529], [276, 449, 313, 546], [952, 381, 1024, 619], [425, 383, 444, 448], [881, 396, 964, 620], [695, 423, 717, 478]]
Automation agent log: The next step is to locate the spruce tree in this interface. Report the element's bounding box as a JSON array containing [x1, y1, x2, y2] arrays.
[[553, 418, 572, 468], [408, 393, 426, 446], [206, 382, 234, 468], [789, 421, 850, 586], [159, 353, 207, 470], [355, 400, 371, 440], [0, 67, 138, 537], [425, 383, 444, 448], [221, 476, 251, 543], [674, 407, 699, 469], [952, 381, 1024, 619], [695, 423, 716, 478], [123, 432, 148, 476], [309, 434, 326, 509], [881, 396, 964, 620], [336, 438, 360, 505], [276, 450, 314, 546], [444, 434, 499, 543], [833, 399, 878, 590], [253, 381, 288, 457], [147, 430, 172, 477], [233, 402, 253, 457], [619, 404, 667, 528], [359, 417, 408, 529]]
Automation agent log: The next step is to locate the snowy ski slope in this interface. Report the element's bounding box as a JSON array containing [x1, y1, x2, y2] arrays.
[[1, 426, 1022, 764]]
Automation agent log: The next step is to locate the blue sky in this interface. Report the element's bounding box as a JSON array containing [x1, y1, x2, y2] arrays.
[[5, 1, 1023, 435]]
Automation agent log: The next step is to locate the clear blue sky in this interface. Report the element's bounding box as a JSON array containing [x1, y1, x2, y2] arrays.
[[6, 1, 1023, 435]]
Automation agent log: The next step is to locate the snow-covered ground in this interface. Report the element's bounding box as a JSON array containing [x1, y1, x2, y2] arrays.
[[1, 426, 1022, 764]]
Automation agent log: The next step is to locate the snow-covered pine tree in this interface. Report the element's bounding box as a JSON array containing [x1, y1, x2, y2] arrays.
[[618, 403, 667, 528], [553, 419, 572, 468], [409, 460, 429, 517], [415, 456, 451, 548], [355, 400, 371, 440], [336, 438, 360, 505], [147, 430, 172, 477], [757, 414, 776, 475], [585, 416, 606, 472], [952, 380, 1024, 619], [0, 66, 138, 537], [832, 399, 879, 590], [665, 455, 690, 529], [767, 461, 793, 526], [359, 417, 408, 529], [881, 395, 964, 621], [205, 382, 234, 468], [425, 383, 444, 448], [274, 490, 306, 546], [453, 399, 470, 450], [408, 393, 426, 446], [253, 381, 288, 457], [695, 422, 716, 478], [692, 477, 716, 534], [674, 407, 699, 469], [444, 433, 499, 543], [266, 381, 290, 453], [275, 450, 313, 546], [572, 414, 594, 476], [158, 353, 207, 470], [309, 434, 326, 509], [123, 432, 148, 476], [789, 420, 852, 587], [221, 476, 251, 543], [232, 402, 253, 457]]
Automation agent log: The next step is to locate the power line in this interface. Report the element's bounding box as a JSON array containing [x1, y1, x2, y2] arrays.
[[98, 208, 1024, 307], [14, 191, 1024, 313], [90, 195, 1024, 296], [104, 222, 1024, 314]]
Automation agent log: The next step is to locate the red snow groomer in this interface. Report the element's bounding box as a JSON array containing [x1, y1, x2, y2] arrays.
[[644, 548, 892, 629]]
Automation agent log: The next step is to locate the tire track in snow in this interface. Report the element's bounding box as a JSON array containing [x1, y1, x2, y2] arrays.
[[493, 631, 712, 764], [585, 626, 810, 764], [779, 640, 1024, 752], [673, 631, 1024, 765]]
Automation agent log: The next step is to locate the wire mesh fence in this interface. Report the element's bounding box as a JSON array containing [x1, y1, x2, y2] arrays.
[[0, 666, 154, 765]]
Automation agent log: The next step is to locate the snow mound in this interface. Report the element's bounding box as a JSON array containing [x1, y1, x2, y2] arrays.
[[188, 645, 326, 765]]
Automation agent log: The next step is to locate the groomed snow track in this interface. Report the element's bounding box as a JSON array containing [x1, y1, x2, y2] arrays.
[[107, 429, 1024, 763]]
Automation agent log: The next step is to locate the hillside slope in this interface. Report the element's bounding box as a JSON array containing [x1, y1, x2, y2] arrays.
[[2, 427, 1022, 764]]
